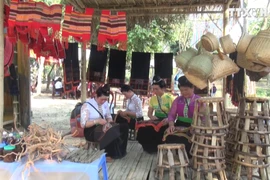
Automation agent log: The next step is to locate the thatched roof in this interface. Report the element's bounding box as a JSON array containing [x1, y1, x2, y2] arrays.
[[64, 0, 240, 16]]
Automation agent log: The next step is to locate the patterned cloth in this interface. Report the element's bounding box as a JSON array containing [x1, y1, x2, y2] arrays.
[[107, 49, 126, 87], [62, 6, 94, 49], [4, 5, 10, 28], [98, 10, 127, 51], [29, 2, 62, 38]]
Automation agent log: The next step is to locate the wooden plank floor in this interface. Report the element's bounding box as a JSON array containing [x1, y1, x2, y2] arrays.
[[99, 141, 156, 180], [98, 141, 191, 180]]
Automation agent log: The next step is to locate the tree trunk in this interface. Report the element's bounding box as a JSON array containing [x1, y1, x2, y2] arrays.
[[36, 57, 45, 95], [46, 64, 55, 91]]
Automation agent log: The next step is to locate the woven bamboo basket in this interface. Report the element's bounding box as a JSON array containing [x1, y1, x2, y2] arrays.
[[236, 33, 254, 54], [195, 41, 201, 50], [245, 28, 270, 66], [175, 48, 198, 71], [236, 52, 270, 72], [219, 35, 236, 54], [184, 71, 208, 90], [201, 32, 219, 52], [186, 54, 213, 79], [209, 54, 240, 82]]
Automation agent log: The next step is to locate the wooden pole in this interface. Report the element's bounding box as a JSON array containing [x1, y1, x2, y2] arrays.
[[17, 41, 31, 129], [80, 47, 87, 102], [222, 0, 233, 107], [0, 0, 4, 138]]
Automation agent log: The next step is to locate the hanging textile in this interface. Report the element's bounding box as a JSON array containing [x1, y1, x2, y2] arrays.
[[11, 1, 36, 45], [108, 49, 127, 87], [7, 0, 19, 42], [8, 64, 19, 96], [62, 6, 94, 48], [87, 44, 108, 83], [4, 37, 14, 77], [226, 51, 245, 106], [98, 10, 127, 51], [63, 43, 80, 88], [154, 53, 173, 89], [29, 2, 62, 38], [130, 52, 151, 95], [4, 5, 10, 28]]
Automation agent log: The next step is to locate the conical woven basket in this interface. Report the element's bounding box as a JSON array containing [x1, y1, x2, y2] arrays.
[[219, 35, 236, 54], [236, 53, 270, 72], [201, 32, 219, 52], [184, 71, 208, 90], [236, 33, 254, 54], [175, 48, 198, 71], [186, 54, 213, 79], [209, 54, 240, 82], [245, 28, 270, 66]]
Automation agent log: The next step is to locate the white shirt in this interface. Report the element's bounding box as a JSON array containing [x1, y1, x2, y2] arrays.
[[80, 98, 112, 128], [126, 94, 143, 118], [55, 81, 62, 89]]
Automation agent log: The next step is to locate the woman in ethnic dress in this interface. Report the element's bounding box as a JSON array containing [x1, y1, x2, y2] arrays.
[[165, 76, 201, 158], [80, 84, 129, 161], [115, 85, 144, 130], [136, 75, 175, 153]]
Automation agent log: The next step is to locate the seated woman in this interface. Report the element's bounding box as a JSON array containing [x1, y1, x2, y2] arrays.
[[115, 85, 144, 129], [136, 75, 175, 153], [166, 76, 201, 158], [80, 84, 129, 161], [53, 77, 64, 97]]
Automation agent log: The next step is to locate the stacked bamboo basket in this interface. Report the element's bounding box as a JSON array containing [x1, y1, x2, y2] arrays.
[[190, 97, 229, 180], [225, 110, 238, 170], [231, 97, 270, 180]]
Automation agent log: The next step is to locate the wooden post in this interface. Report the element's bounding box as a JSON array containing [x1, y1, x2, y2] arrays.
[[222, 0, 233, 107], [17, 41, 31, 129], [0, 0, 4, 138], [81, 47, 87, 102]]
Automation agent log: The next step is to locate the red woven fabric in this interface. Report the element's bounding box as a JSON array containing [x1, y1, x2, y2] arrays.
[[7, 0, 18, 42], [29, 2, 62, 39], [98, 10, 127, 51], [4, 5, 10, 28], [62, 6, 94, 49]]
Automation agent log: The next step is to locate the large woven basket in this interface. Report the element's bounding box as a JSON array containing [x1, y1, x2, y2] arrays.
[[245, 28, 270, 66], [236, 33, 254, 53], [219, 35, 236, 54], [184, 71, 208, 90], [236, 53, 270, 72], [209, 54, 240, 82], [175, 48, 198, 71], [186, 54, 213, 78], [201, 32, 219, 52]]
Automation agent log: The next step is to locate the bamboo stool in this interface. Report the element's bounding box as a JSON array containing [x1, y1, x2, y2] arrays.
[[192, 97, 229, 131], [155, 144, 189, 180]]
